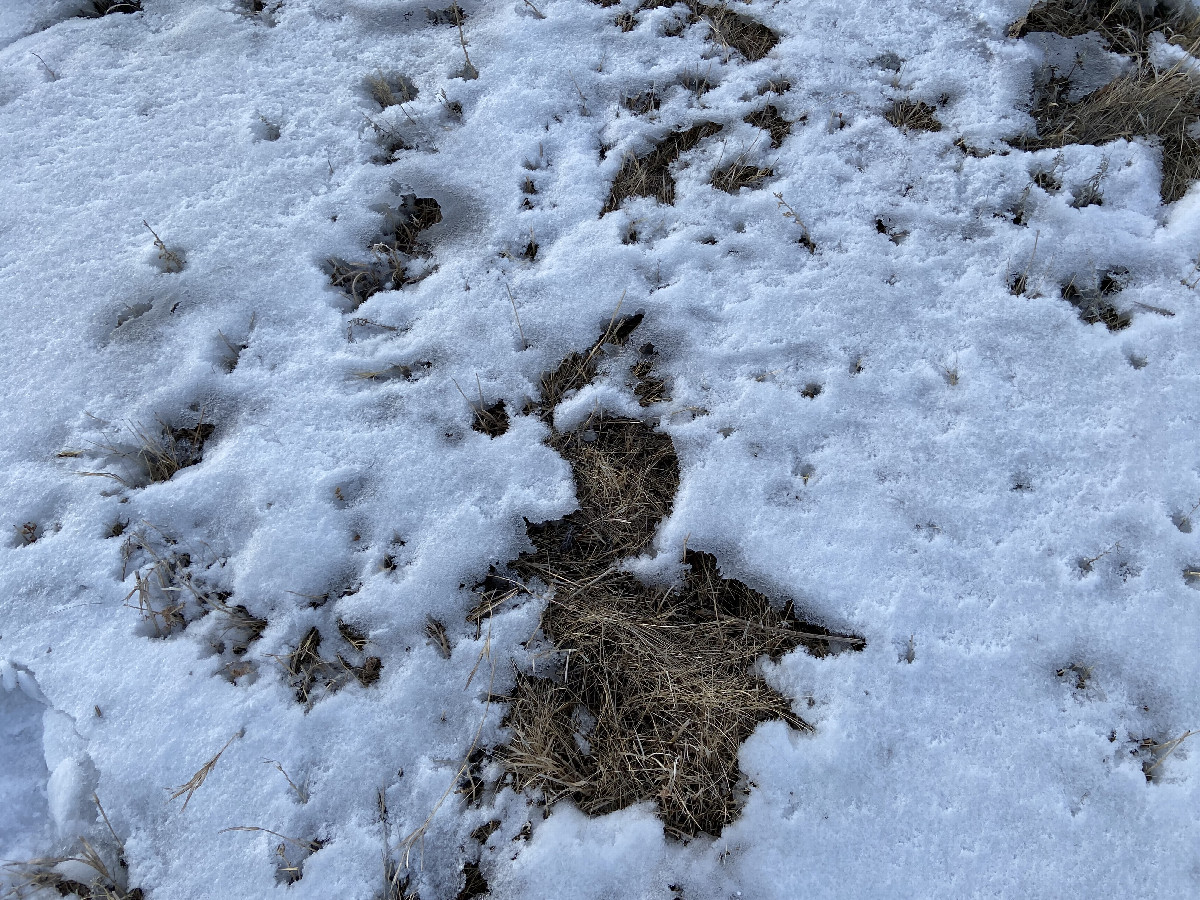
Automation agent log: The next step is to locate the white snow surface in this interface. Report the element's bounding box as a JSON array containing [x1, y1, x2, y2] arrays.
[[1, 0, 1199, 897]]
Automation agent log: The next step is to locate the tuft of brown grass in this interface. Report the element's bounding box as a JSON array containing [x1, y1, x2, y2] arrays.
[[3, 798, 143, 899], [623, 91, 661, 115], [885, 99, 942, 133], [602, 123, 722, 214], [367, 73, 419, 109], [744, 105, 792, 148], [170, 732, 240, 811], [695, 2, 780, 61], [1009, 0, 1200, 58], [84, 417, 213, 488], [1061, 270, 1132, 330], [711, 159, 773, 193], [1021, 66, 1200, 202], [488, 319, 864, 837]]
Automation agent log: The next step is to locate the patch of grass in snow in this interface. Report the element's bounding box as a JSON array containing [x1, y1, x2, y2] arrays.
[[743, 104, 793, 148], [80, 416, 214, 489], [1010, 0, 1200, 59], [694, 2, 781, 62], [1021, 64, 1200, 202], [277, 624, 382, 707], [1060, 269, 1132, 331], [710, 156, 774, 193], [884, 98, 943, 133], [366, 72, 420, 110], [477, 319, 863, 838], [3, 798, 143, 899], [602, 123, 723, 214]]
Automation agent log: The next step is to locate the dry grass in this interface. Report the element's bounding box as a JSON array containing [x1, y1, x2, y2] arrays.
[[170, 732, 240, 811], [3, 799, 142, 899], [885, 99, 942, 133], [1021, 66, 1200, 202], [711, 159, 773, 193], [367, 73, 419, 110], [695, 3, 780, 62], [602, 123, 722, 214], [744, 105, 791, 148], [1010, 0, 1200, 57], [279, 625, 382, 705], [622, 91, 661, 116], [487, 319, 864, 837], [83, 417, 213, 488], [1061, 270, 1132, 330]]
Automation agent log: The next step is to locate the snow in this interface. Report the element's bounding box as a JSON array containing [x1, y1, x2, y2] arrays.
[[1, 0, 1198, 896]]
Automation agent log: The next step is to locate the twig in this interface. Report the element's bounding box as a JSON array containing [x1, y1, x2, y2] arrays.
[[523, 0, 546, 18]]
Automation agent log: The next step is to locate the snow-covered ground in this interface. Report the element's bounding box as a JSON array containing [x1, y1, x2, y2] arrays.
[[1, 0, 1198, 897]]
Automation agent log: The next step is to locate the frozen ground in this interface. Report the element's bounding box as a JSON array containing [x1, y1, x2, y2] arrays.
[[1, 0, 1198, 897]]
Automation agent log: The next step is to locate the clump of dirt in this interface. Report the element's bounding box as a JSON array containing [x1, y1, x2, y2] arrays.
[[602, 123, 722, 214], [484, 317, 864, 837], [744, 105, 792, 148]]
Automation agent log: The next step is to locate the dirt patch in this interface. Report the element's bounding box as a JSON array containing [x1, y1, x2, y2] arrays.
[[744, 105, 791, 148], [484, 319, 863, 837], [602, 123, 722, 214]]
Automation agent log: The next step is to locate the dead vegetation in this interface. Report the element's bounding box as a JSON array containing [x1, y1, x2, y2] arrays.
[[1020, 66, 1200, 202], [3, 798, 142, 899], [326, 195, 442, 306], [480, 317, 863, 837], [367, 73, 419, 109], [1061, 270, 1131, 330], [602, 123, 722, 214], [1009, 0, 1200, 58], [1008, 2, 1200, 202], [711, 159, 773, 193], [885, 99, 942, 133], [83, 417, 213, 488], [694, 2, 780, 61], [622, 91, 661, 116], [744, 105, 792, 148], [279, 625, 382, 706]]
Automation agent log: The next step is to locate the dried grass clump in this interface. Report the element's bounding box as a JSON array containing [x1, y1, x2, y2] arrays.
[[744, 105, 792, 148], [489, 318, 863, 837], [622, 91, 661, 115], [711, 160, 773, 193], [4, 802, 142, 899], [602, 123, 722, 214], [280, 625, 382, 705], [1010, 0, 1200, 57], [532, 312, 644, 417], [695, 3, 780, 61], [885, 99, 942, 133], [1061, 273, 1131, 330], [83, 418, 213, 488], [367, 73, 419, 109], [1022, 66, 1200, 202]]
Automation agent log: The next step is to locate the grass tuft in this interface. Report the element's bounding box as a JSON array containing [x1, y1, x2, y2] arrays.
[[1010, 0, 1200, 58], [602, 123, 722, 214], [885, 99, 942, 133], [487, 319, 863, 837]]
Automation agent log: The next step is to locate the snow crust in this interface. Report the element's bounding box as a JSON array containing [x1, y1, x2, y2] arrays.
[[1, 0, 1198, 896]]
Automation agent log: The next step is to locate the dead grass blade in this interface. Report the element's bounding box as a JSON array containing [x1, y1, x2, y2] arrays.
[[170, 731, 241, 811]]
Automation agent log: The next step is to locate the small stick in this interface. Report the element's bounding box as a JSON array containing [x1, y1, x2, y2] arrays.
[[523, 0, 546, 18]]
